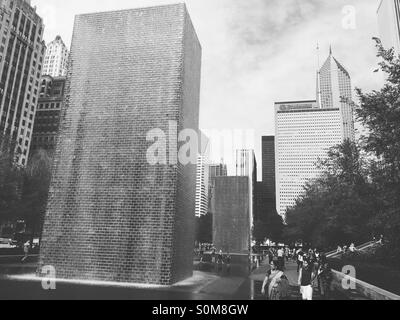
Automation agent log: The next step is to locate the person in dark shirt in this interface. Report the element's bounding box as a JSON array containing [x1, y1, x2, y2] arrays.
[[317, 259, 332, 300], [296, 249, 304, 273], [298, 258, 315, 300]]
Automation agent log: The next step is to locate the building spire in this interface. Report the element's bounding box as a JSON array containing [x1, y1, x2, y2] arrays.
[[316, 43, 322, 108], [329, 45, 332, 56]]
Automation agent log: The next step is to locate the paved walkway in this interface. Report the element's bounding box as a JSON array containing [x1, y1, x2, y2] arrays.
[[249, 259, 351, 300], [249, 259, 305, 300]]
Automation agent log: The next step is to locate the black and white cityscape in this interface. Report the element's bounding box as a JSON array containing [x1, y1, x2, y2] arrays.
[[0, 0, 400, 303]]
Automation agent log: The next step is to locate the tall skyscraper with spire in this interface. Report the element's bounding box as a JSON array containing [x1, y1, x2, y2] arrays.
[[275, 47, 355, 218], [317, 47, 354, 141]]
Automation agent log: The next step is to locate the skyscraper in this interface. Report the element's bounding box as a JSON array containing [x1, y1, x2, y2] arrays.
[[0, 0, 46, 166], [317, 48, 355, 141], [275, 100, 342, 217], [195, 132, 210, 218], [30, 75, 66, 156], [262, 136, 275, 199], [254, 136, 276, 223], [377, 0, 400, 53], [236, 149, 257, 180], [42, 35, 69, 77]]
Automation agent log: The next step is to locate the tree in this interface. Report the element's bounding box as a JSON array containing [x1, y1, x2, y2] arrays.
[[0, 133, 23, 227], [20, 149, 52, 246], [283, 141, 377, 249], [195, 212, 213, 244], [284, 39, 400, 258], [354, 38, 400, 256]]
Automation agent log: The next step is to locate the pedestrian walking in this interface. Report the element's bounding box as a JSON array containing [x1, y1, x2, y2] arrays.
[[225, 252, 232, 276], [277, 247, 285, 270], [217, 250, 224, 274], [211, 248, 217, 272], [317, 258, 333, 300], [296, 248, 304, 273], [298, 258, 315, 301], [261, 259, 290, 300], [268, 248, 274, 265], [21, 242, 29, 263], [199, 245, 204, 263]]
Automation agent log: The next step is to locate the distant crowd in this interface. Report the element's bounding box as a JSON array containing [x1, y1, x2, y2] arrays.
[[195, 243, 232, 275]]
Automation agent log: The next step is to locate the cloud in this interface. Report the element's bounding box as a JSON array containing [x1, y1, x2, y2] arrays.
[[32, 0, 383, 178]]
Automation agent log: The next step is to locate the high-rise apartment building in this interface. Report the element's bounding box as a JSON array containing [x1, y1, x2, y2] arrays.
[[275, 100, 342, 217], [30, 75, 66, 155], [317, 49, 354, 141], [377, 0, 400, 53], [42, 35, 69, 77], [0, 0, 46, 166], [195, 132, 210, 218], [195, 155, 208, 218]]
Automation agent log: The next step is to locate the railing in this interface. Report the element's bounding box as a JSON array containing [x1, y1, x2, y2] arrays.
[[326, 240, 400, 300], [326, 240, 378, 258], [331, 269, 400, 300]]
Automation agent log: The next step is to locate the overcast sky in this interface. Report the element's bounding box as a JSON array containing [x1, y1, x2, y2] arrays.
[[32, 0, 384, 179]]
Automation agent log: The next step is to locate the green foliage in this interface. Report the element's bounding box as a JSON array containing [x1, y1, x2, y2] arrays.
[[283, 39, 400, 256], [284, 141, 377, 249], [20, 149, 52, 242], [195, 212, 213, 243], [253, 212, 284, 244], [0, 134, 23, 224], [0, 141, 52, 241]]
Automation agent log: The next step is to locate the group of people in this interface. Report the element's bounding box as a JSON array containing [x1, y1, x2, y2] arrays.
[[336, 243, 357, 254], [210, 249, 232, 275], [196, 244, 233, 276], [261, 246, 332, 301]]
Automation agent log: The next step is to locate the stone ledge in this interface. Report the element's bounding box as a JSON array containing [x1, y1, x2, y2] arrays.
[[331, 270, 400, 301]]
